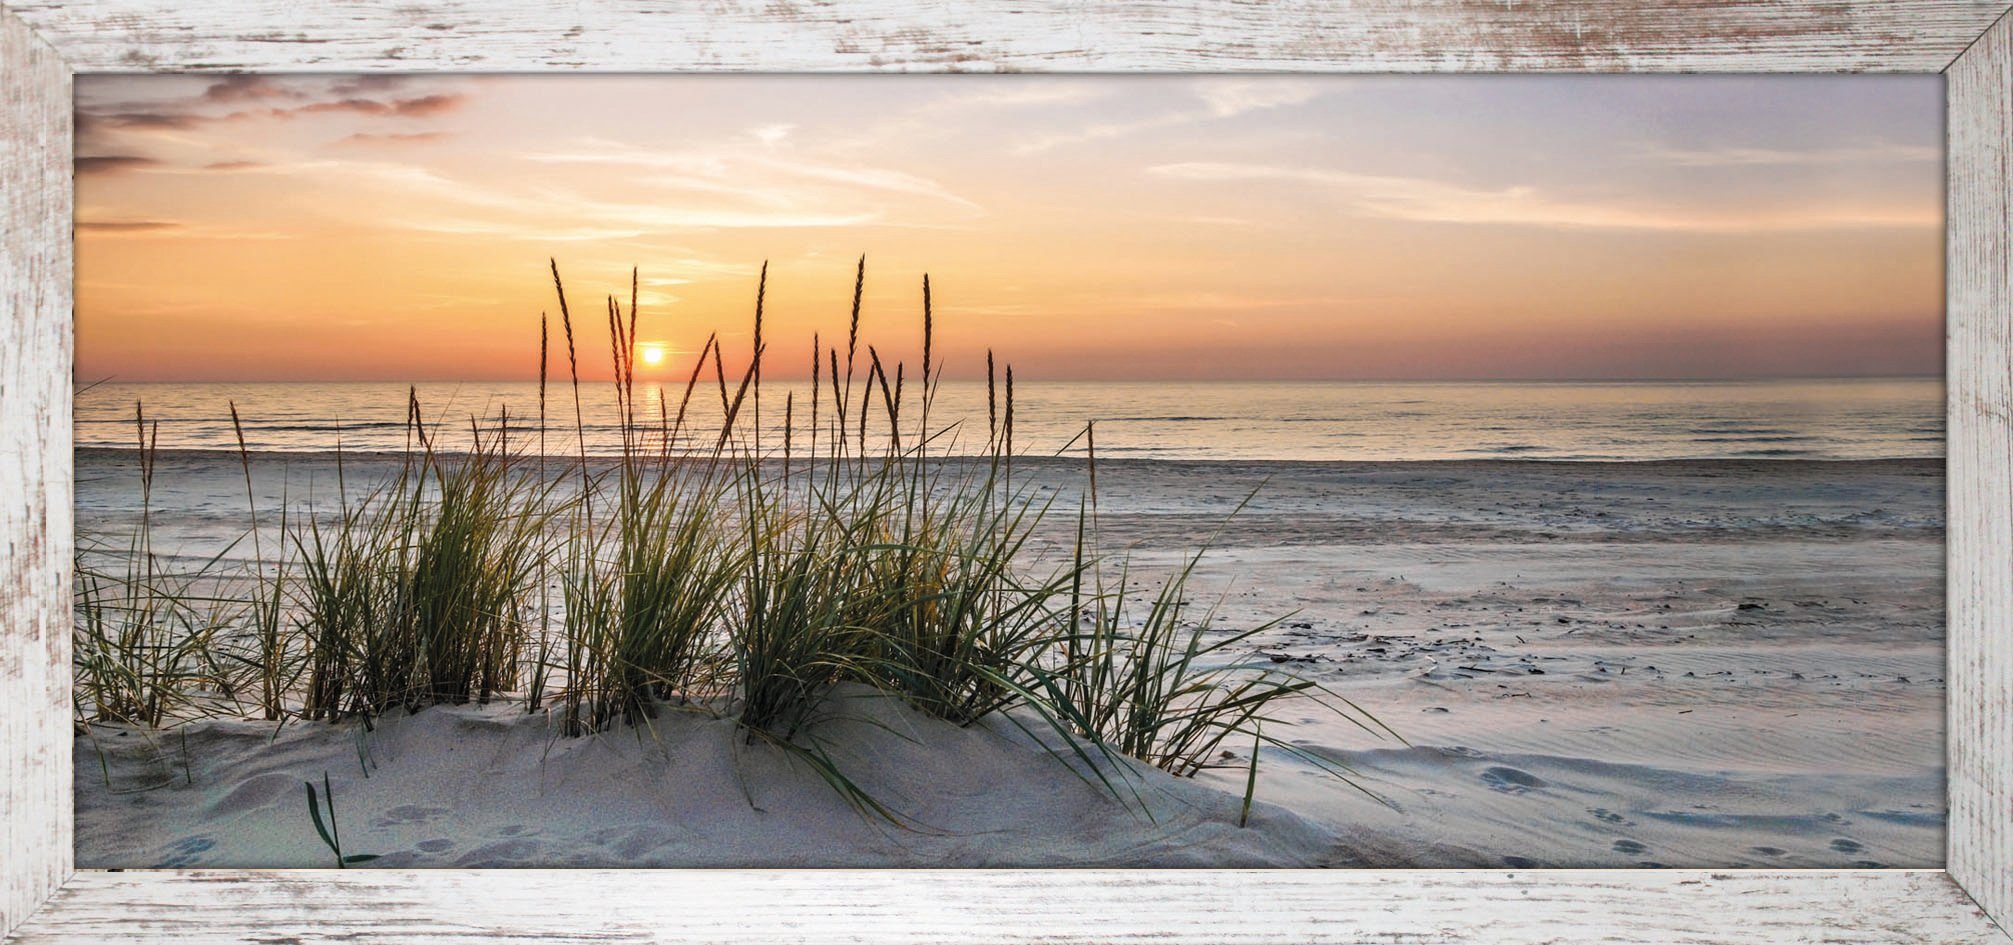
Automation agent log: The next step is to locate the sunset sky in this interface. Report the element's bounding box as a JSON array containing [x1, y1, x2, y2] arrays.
[[74, 75, 1944, 382]]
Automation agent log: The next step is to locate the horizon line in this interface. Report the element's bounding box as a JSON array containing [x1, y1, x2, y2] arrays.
[[74, 372, 1946, 387]]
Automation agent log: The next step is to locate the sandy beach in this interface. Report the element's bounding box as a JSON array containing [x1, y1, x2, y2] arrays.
[[73, 449, 1943, 868]]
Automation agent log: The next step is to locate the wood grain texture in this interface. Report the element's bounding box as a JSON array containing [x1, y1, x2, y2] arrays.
[[1949, 8, 2013, 935], [3, 870, 2006, 944], [4, 1, 2013, 942], [2, 0, 2013, 73], [0, 4, 72, 941]]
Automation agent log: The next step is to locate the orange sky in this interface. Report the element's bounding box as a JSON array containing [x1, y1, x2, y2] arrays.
[[74, 75, 1945, 382]]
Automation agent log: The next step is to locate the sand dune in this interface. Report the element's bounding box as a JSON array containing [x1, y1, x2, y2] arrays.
[[76, 686, 1339, 869]]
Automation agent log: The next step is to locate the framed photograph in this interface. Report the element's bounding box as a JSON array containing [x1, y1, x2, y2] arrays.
[[4, 3, 2011, 942]]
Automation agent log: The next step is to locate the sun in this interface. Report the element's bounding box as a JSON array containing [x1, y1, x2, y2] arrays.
[[637, 342, 668, 368]]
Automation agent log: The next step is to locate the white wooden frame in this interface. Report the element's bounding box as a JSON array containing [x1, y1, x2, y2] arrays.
[[3, 2, 2010, 941]]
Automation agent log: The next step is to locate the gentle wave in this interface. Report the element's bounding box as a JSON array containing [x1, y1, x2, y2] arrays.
[[75, 378, 1946, 463]]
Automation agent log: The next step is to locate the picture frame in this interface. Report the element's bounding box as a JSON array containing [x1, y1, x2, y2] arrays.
[[3, 2, 2010, 941]]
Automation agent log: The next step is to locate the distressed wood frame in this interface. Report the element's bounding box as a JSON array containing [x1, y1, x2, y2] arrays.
[[3, 2, 2011, 941]]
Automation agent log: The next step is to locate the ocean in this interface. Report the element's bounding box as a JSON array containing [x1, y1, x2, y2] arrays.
[[75, 377, 1943, 463]]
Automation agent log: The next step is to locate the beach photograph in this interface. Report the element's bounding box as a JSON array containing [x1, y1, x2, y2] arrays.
[[71, 74, 1945, 869]]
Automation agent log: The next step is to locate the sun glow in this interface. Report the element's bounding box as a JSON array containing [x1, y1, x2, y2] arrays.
[[638, 343, 668, 368]]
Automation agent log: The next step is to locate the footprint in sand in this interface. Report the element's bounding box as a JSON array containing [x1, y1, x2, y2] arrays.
[[457, 838, 540, 866], [1749, 846, 1787, 857], [377, 805, 451, 827], [1478, 766, 1546, 794], [158, 836, 215, 868], [1611, 839, 1649, 855], [215, 772, 300, 812], [1588, 807, 1632, 826], [589, 825, 681, 860], [1829, 838, 1864, 853], [415, 838, 455, 853], [1501, 855, 1540, 868]]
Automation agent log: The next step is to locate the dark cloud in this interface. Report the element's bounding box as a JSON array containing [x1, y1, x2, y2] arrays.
[[204, 160, 267, 171], [328, 75, 411, 96], [202, 75, 300, 103], [76, 220, 181, 233], [78, 111, 203, 140], [77, 83, 468, 150], [284, 92, 467, 119], [291, 98, 396, 117], [388, 93, 464, 117], [75, 155, 162, 176]]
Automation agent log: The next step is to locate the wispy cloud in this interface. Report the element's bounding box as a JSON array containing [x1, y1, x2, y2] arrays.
[[528, 142, 963, 197], [1195, 80, 1320, 118], [524, 140, 981, 214], [1014, 79, 1319, 154], [1147, 161, 1939, 232], [1641, 142, 1939, 167], [813, 82, 1111, 158], [930, 83, 1107, 111], [340, 131, 455, 147], [270, 159, 891, 238], [75, 218, 298, 240], [749, 123, 794, 146], [76, 219, 181, 233]]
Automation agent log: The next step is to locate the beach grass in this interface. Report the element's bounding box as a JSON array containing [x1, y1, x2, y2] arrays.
[[73, 406, 242, 729], [72, 258, 1388, 822]]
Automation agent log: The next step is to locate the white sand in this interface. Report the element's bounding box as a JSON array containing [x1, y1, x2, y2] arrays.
[[77, 685, 1341, 868], [74, 451, 1944, 868]]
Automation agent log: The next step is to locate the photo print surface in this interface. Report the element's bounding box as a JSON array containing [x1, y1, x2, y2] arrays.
[[73, 74, 1945, 868]]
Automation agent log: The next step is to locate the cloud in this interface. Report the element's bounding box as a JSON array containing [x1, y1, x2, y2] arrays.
[[1014, 79, 1319, 155], [932, 84, 1107, 111], [78, 112, 203, 137], [203, 160, 267, 171], [283, 92, 468, 120], [77, 82, 471, 151], [76, 219, 181, 233], [282, 159, 888, 238], [814, 82, 1111, 157], [524, 142, 980, 214], [1641, 143, 1940, 167], [75, 154, 161, 176], [1195, 80, 1320, 118], [202, 76, 301, 103], [340, 131, 455, 147], [385, 93, 465, 117], [750, 124, 794, 147], [76, 219, 299, 240], [1146, 161, 1940, 232], [328, 76, 412, 97]]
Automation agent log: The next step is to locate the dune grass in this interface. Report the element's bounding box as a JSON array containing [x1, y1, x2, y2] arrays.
[[73, 406, 239, 729], [292, 404, 555, 720], [73, 258, 1391, 823]]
